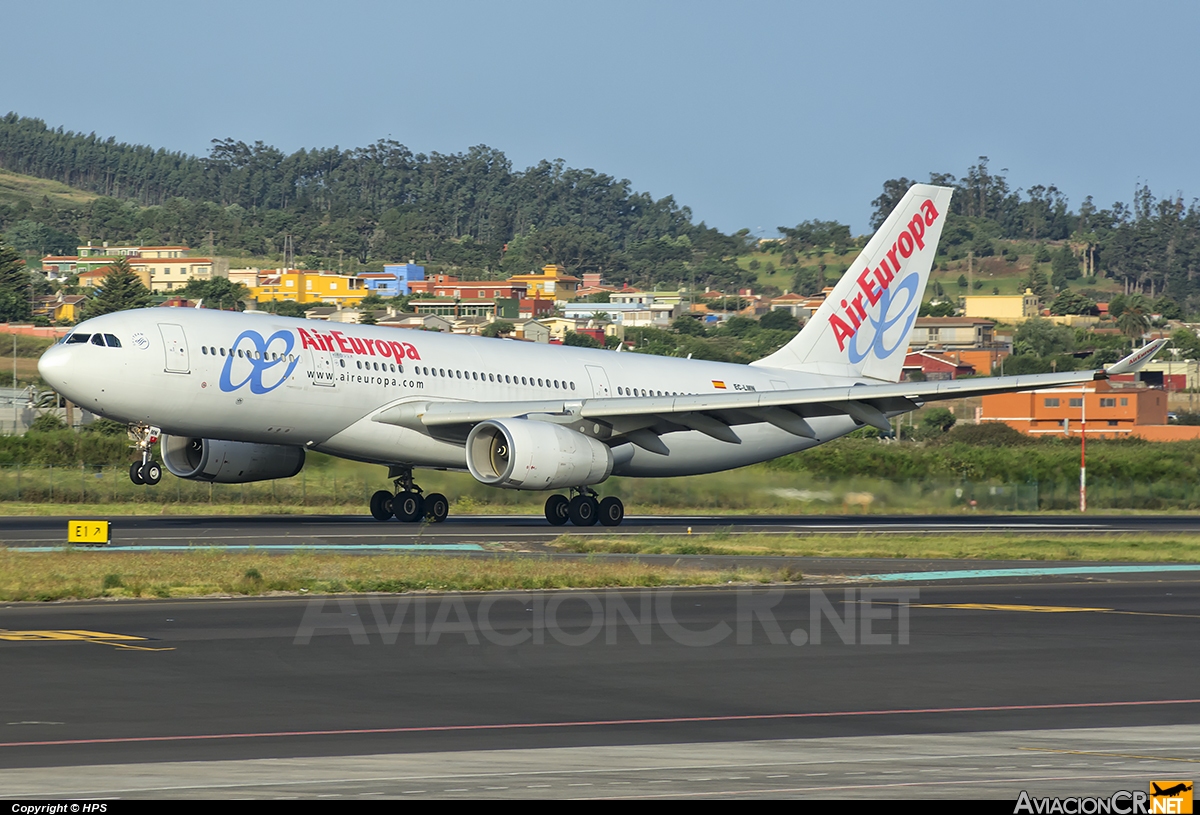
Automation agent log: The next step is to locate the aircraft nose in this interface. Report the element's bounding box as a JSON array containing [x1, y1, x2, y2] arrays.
[[37, 343, 71, 390]]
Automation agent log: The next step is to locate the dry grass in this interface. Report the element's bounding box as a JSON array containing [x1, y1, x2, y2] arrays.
[[0, 549, 796, 602], [0, 168, 99, 207]]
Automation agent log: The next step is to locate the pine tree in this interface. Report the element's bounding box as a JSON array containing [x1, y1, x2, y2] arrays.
[[0, 240, 31, 323], [83, 256, 154, 318]]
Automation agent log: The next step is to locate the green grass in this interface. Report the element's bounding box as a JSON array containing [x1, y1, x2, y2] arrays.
[[739, 240, 1126, 300], [549, 532, 1200, 562], [0, 549, 797, 601]]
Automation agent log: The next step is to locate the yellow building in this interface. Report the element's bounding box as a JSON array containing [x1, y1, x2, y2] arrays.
[[963, 289, 1041, 323], [34, 293, 88, 323], [251, 270, 367, 306], [506, 264, 580, 302]]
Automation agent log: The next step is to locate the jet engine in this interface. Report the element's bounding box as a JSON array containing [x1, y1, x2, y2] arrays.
[[465, 419, 612, 490], [160, 435, 306, 483]]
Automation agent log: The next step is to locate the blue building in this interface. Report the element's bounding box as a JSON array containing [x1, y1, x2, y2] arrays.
[[365, 263, 425, 296]]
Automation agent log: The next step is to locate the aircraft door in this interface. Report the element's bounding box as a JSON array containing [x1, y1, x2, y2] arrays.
[[309, 346, 337, 388], [159, 323, 190, 374], [585, 364, 612, 398]]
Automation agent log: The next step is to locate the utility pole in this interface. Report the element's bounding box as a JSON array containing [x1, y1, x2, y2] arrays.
[[12, 333, 17, 432]]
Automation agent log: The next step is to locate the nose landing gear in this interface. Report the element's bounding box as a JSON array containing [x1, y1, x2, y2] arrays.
[[127, 424, 162, 485]]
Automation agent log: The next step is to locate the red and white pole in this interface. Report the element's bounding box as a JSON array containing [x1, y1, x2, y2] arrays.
[[1080, 383, 1087, 513]]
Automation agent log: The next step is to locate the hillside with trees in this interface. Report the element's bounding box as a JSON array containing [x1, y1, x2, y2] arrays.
[[3, 114, 1200, 315]]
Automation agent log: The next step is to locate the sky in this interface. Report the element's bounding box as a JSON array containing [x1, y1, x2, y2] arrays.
[[4, 0, 1200, 236]]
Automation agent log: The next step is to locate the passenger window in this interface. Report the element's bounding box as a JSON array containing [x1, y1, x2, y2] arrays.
[[202, 346, 208, 355], [570, 382, 575, 390], [104, 334, 120, 347]]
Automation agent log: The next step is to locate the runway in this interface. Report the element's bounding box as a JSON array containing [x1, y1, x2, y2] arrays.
[[5, 512, 1200, 551], [2, 578, 1199, 798]]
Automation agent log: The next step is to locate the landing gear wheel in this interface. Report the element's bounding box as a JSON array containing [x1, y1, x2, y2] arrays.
[[394, 491, 425, 523], [568, 494, 598, 526], [142, 461, 163, 486], [369, 489, 394, 520], [545, 494, 570, 526], [424, 493, 449, 523], [129, 461, 145, 485], [598, 496, 624, 526]]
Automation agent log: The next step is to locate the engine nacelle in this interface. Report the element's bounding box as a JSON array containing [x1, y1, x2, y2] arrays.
[[466, 419, 612, 490], [160, 435, 305, 484]]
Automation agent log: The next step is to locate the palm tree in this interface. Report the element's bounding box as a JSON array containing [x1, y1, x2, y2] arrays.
[[1117, 294, 1150, 339]]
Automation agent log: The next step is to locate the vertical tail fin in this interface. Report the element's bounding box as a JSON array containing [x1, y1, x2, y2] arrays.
[[752, 184, 954, 381]]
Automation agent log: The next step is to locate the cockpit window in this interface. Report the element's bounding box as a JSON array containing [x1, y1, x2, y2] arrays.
[[103, 334, 121, 348], [66, 333, 91, 344], [91, 334, 106, 346]]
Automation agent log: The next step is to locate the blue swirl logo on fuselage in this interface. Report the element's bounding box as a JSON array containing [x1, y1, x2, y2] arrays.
[[846, 272, 920, 365], [219, 329, 299, 394]]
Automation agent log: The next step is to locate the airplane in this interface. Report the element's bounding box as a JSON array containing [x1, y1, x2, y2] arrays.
[[36, 184, 1167, 526], [1152, 783, 1193, 797]]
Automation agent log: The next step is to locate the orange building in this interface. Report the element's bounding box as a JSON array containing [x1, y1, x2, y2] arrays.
[[979, 381, 1188, 439]]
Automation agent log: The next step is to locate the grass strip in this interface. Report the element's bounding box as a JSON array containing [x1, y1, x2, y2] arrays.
[[0, 549, 796, 602], [549, 532, 1200, 562]]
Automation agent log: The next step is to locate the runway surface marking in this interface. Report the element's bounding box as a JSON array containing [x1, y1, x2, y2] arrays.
[[909, 602, 1200, 620], [4, 698, 1199, 749], [915, 603, 1113, 613], [0, 629, 174, 651], [863, 564, 1200, 581]]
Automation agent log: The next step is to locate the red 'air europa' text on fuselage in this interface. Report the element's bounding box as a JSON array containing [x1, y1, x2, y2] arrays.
[[829, 199, 941, 352], [297, 327, 422, 361]]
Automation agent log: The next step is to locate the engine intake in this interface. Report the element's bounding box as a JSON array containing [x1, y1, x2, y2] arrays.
[[160, 435, 305, 483], [466, 419, 612, 490]]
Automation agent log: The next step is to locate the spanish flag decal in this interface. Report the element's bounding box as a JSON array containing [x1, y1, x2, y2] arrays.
[[712, 380, 727, 389]]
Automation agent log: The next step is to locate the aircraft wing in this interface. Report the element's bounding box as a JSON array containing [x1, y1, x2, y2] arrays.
[[373, 340, 1168, 451]]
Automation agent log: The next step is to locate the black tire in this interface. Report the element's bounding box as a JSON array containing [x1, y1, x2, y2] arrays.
[[544, 494, 570, 526], [598, 496, 624, 526], [394, 491, 425, 523], [142, 461, 163, 486], [424, 492, 449, 523], [568, 494, 598, 526], [369, 489, 394, 521], [129, 461, 145, 485]]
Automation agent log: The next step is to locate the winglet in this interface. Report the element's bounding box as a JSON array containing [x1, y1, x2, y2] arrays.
[[1103, 338, 1169, 376]]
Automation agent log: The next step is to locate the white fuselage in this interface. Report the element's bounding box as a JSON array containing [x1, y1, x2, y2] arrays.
[[38, 308, 868, 481]]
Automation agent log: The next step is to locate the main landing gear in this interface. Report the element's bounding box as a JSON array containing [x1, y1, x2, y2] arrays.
[[545, 487, 624, 527], [369, 466, 449, 524], [127, 424, 162, 486]]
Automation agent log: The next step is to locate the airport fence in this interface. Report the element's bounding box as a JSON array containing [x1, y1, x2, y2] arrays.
[[0, 463, 1196, 512]]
